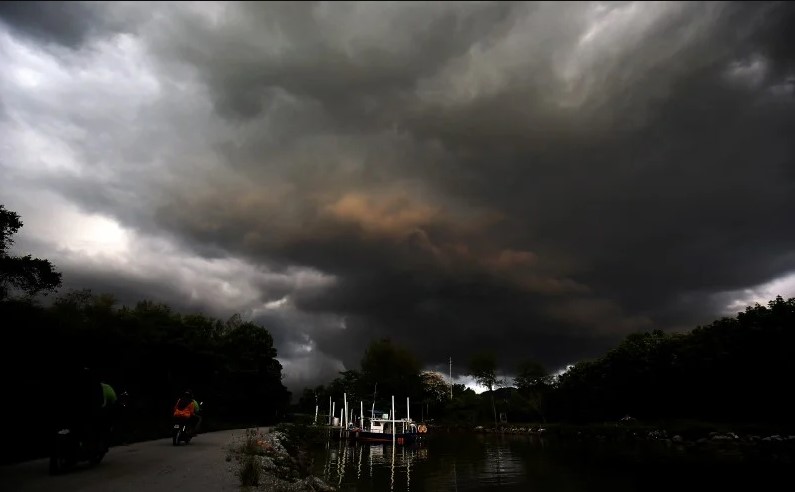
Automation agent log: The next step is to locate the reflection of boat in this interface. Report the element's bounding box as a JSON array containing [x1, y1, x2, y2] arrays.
[[320, 438, 430, 489]]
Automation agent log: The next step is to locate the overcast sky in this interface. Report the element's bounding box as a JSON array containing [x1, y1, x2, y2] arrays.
[[1, 1, 794, 392]]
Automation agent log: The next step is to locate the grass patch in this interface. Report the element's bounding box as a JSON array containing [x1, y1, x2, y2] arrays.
[[233, 428, 269, 487], [238, 455, 261, 487], [237, 428, 268, 456]]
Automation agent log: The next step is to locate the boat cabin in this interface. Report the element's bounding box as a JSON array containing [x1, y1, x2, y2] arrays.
[[365, 416, 418, 435]]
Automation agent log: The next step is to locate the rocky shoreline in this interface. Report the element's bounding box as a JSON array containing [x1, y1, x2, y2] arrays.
[[460, 424, 795, 459], [470, 425, 795, 441], [225, 423, 795, 489], [228, 428, 336, 491]]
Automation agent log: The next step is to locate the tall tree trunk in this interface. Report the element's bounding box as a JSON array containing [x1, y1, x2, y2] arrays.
[[531, 390, 547, 423]]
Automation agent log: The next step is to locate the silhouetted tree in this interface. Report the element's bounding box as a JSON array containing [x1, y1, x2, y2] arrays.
[[468, 352, 501, 426], [360, 338, 422, 405], [419, 371, 449, 420], [0, 205, 61, 300], [514, 360, 549, 422]]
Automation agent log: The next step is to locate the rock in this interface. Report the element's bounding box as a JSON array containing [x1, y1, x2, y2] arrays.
[[304, 476, 336, 491], [672, 435, 683, 443], [262, 456, 277, 471], [650, 430, 665, 439], [697, 438, 708, 445]]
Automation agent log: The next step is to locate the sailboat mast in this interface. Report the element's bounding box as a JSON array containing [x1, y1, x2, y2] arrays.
[[449, 357, 453, 400]]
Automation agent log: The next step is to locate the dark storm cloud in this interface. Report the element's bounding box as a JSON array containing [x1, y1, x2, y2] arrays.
[[3, 2, 795, 387], [0, 1, 124, 48], [141, 1, 795, 376], [149, 1, 518, 121]]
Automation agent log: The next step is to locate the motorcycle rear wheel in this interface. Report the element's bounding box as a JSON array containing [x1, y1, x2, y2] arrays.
[[89, 451, 106, 466], [49, 442, 71, 475]]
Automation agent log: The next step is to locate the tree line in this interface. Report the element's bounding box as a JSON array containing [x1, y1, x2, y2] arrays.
[[298, 295, 795, 428], [0, 205, 289, 464], [4, 202, 794, 461]]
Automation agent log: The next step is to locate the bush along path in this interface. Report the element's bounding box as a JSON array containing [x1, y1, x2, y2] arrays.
[[229, 427, 334, 491]]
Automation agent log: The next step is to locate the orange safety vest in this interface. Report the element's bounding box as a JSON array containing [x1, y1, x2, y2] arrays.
[[173, 400, 195, 419]]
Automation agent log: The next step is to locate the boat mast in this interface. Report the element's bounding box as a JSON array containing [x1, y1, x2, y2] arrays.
[[449, 356, 453, 400], [344, 393, 348, 428], [391, 395, 396, 446]]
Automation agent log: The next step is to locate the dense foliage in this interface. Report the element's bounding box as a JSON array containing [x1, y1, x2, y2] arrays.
[[1, 203, 288, 464], [297, 338, 427, 422], [3, 203, 794, 461], [551, 296, 795, 424], [0, 292, 290, 463], [300, 297, 795, 429]]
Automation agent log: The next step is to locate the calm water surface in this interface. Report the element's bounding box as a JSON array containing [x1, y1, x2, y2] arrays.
[[310, 432, 789, 491]]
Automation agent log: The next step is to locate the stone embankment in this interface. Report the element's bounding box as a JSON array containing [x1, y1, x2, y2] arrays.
[[467, 424, 795, 457], [228, 428, 335, 491]]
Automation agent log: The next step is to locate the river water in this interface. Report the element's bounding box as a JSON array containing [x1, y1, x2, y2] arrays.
[[310, 432, 790, 491]]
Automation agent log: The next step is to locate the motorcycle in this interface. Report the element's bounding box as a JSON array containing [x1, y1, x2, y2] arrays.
[[172, 401, 203, 446], [49, 424, 108, 475]]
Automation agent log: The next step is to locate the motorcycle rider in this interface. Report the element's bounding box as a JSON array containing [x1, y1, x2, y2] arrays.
[[173, 390, 202, 435], [99, 380, 118, 440], [54, 367, 118, 455]]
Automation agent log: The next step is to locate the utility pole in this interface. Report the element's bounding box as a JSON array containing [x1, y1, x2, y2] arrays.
[[449, 356, 453, 400]]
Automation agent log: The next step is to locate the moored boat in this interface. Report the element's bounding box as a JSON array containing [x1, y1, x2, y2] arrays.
[[335, 395, 429, 445]]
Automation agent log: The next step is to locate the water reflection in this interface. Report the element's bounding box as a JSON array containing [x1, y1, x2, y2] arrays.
[[479, 443, 524, 486], [319, 439, 430, 491], [430, 434, 540, 491], [312, 432, 792, 492], [315, 433, 541, 491]]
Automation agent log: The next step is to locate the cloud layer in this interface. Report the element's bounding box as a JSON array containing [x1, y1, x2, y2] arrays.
[[2, 1, 794, 390]]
